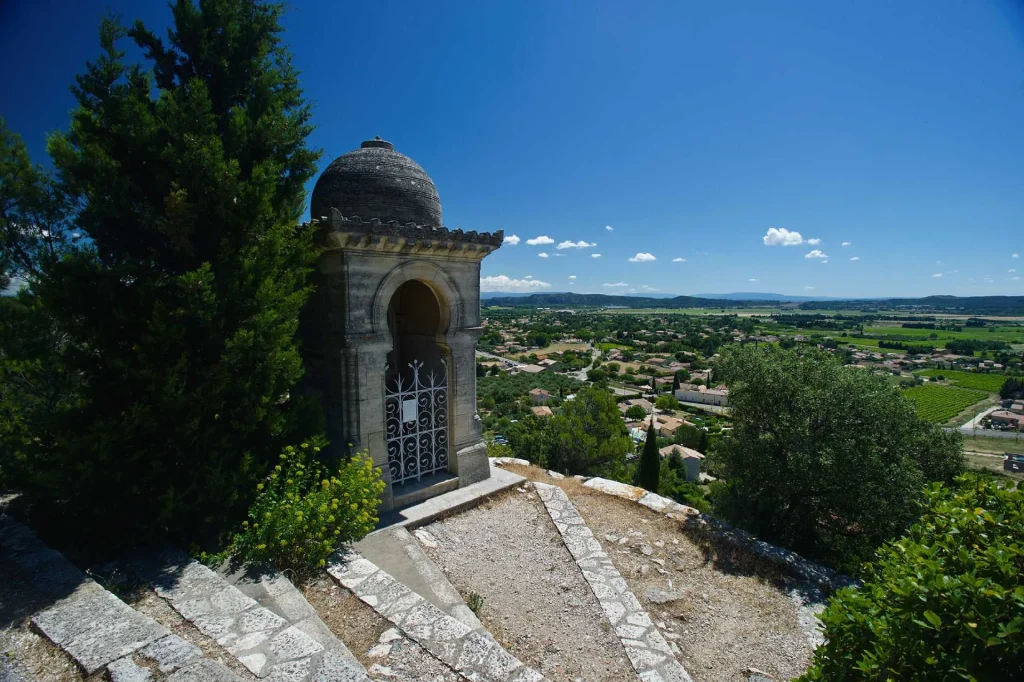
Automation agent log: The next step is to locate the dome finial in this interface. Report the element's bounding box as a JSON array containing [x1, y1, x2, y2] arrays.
[[361, 136, 394, 150]]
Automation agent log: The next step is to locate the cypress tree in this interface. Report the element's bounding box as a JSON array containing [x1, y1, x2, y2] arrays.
[[637, 420, 660, 492], [27, 0, 321, 549]]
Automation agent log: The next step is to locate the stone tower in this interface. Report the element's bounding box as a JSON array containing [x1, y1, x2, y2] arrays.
[[303, 137, 502, 512]]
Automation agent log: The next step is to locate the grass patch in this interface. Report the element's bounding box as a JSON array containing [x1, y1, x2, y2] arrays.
[[901, 385, 989, 423]]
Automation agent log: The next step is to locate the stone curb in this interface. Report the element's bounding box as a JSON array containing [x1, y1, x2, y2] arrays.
[[581, 477, 860, 591], [129, 549, 371, 681], [326, 551, 548, 682], [533, 482, 695, 682], [0, 516, 242, 680]]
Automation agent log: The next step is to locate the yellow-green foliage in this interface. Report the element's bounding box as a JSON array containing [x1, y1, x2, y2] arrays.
[[233, 443, 384, 574]]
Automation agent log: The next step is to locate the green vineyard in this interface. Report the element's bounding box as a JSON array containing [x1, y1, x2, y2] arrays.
[[902, 385, 989, 423], [913, 370, 1006, 393]]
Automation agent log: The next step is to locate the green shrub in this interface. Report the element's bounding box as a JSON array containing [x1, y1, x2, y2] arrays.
[[232, 443, 384, 576], [799, 476, 1024, 681]]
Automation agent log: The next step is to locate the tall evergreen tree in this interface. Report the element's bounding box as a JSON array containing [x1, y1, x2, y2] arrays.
[[22, 0, 321, 549], [636, 420, 660, 492]]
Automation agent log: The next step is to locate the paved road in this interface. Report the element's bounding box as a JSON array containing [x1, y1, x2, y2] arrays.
[[569, 344, 598, 381], [958, 405, 1000, 431], [475, 350, 523, 369]]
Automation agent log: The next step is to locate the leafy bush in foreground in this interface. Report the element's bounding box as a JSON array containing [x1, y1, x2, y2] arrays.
[[233, 443, 384, 575], [799, 476, 1024, 681]]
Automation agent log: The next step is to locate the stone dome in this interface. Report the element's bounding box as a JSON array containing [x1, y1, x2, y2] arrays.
[[311, 137, 442, 226]]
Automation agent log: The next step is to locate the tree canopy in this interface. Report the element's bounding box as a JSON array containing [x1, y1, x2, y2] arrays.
[[1, 0, 322, 550], [799, 476, 1024, 681], [708, 345, 964, 571]]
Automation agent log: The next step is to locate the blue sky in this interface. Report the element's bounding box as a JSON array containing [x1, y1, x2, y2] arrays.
[[2, 1, 1023, 298]]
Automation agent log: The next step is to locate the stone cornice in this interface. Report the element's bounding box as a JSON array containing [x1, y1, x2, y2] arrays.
[[306, 209, 503, 260]]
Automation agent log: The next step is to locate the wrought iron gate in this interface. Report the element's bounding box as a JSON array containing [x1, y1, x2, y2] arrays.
[[384, 360, 450, 485]]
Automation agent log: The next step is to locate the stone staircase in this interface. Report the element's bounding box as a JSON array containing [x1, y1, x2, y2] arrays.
[[126, 549, 371, 681], [0, 515, 243, 681]]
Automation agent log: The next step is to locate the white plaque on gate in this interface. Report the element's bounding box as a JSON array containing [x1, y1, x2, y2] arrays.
[[402, 399, 417, 423]]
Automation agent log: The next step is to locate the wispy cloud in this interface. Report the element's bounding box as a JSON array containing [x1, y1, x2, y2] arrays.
[[605, 225, 614, 231], [1014, 253, 1020, 259], [841, 241, 852, 247], [804, 249, 828, 259], [480, 275, 551, 292], [748, 278, 759, 282], [503, 234, 520, 246], [568, 275, 577, 280], [807, 238, 822, 246], [672, 257, 686, 262], [603, 282, 628, 288], [850, 256, 860, 261], [931, 273, 943, 278], [592, 253, 602, 259], [804, 286, 815, 291], [628, 252, 656, 262], [526, 235, 554, 246], [763, 227, 803, 246], [556, 239, 596, 250], [538, 252, 549, 258]]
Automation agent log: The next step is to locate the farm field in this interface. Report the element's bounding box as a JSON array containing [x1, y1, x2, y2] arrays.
[[863, 325, 1024, 343], [541, 342, 590, 354], [962, 434, 1024, 456], [901, 384, 989, 423], [596, 341, 633, 351], [913, 370, 1007, 393]]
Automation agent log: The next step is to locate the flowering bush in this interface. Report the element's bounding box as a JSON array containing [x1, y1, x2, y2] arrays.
[[233, 442, 384, 575]]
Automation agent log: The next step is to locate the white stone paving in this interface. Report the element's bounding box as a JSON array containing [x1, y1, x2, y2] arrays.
[[532, 482, 695, 682], [0, 516, 242, 681], [326, 551, 548, 682], [132, 550, 370, 681]]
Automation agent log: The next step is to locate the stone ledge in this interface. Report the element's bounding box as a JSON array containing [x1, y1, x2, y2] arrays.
[[581, 477, 859, 592], [534, 482, 694, 682]]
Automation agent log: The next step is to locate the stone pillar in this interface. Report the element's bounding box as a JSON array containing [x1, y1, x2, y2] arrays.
[[345, 335, 395, 511], [449, 326, 488, 486]]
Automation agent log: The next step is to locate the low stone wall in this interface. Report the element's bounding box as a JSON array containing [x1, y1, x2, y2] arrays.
[[490, 459, 858, 592]]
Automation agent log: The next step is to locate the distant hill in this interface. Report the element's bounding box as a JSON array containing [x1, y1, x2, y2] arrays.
[[692, 292, 853, 302], [481, 292, 1024, 315]]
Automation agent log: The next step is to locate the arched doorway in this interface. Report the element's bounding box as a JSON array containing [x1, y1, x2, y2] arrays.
[[384, 280, 450, 485]]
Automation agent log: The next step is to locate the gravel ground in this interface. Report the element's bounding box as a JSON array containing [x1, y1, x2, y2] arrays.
[[129, 589, 259, 681], [507, 467, 821, 682], [0, 558, 98, 682], [419, 489, 635, 682], [302, 575, 462, 682]]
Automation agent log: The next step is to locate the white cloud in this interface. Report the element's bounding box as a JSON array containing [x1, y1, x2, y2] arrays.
[[503, 234, 520, 246], [592, 253, 602, 259], [556, 240, 596, 250], [635, 285, 660, 292], [568, 275, 577, 280], [605, 225, 614, 231], [821, 260, 829, 264], [763, 227, 803, 246], [1010, 269, 1017, 273], [807, 238, 822, 245], [841, 241, 852, 247], [804, 249, 828, 259], [603, 282, 628, 288], [850, 256, 860, 261], [628, 252, 656, 263], [748, 278, 759, 282], [931, 273, 943, 278], [526, 235, 554, 246], [804, 286, 815, 291], [524, 275, 533, 279], [538, 252, 549, 258], [1014, 253, 1020, 258], [479, 275, 552, 292], [672, 257, 686, 262], [1012, 276, 1021, 281], [552, 253, 565, 257]]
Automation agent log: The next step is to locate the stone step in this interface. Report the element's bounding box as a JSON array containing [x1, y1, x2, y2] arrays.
[[326, 550, 547, 682], [216, 562, 367, 675], [375, 462, 525, 530], [129, 549, 371, 681], [353, 526, 483, 631], [0, 515, 242, 681], [533, 482, 694, 682]]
